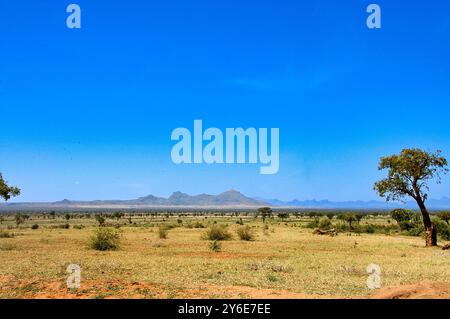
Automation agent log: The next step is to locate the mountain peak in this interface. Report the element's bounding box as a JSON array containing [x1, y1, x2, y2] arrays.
[[169, 191, 189, 198], [221, 189, 241, 195]]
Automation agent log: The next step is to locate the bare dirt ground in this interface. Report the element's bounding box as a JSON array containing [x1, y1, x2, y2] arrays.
[[0, 274, 334, 299], [369, 282, 450, 299], [2, 274, 449, 299]]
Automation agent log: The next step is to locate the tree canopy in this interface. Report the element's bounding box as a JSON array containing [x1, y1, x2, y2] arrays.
[[374, 149, 447, 203], [0, 173, 21, 201], [374, 148, 448, 246]]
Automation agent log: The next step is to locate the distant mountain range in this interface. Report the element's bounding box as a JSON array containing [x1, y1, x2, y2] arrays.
[[0, 190, 267, 210], [1, 189, 450, 210], [257, 197, 450, 210]]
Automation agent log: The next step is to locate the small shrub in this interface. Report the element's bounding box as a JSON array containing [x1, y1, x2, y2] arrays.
[[209, 240, 222, 252], [236, 226, 255, 241], [334, 222, 350, 232], [152, 240, 167, 248], [202, 225, 232, 241], [49, 223, 70, 229], [95, 215, 106, 227], [432, 218, 450, 241], [89, 228, 121, 251], [158, 227, 168, 239], [0, 231, 13, 238], [266, 273, 278, 282], [0, 243, 15, 251], [262, 224, 270, 236], [317, 217, 333, 230], [391, 209, 415, 223], [363, 224, 375, 234], [73, 224, 84, 229], [305, 218, 319, 229], [407, 224, 424, 237], [31, 224, 39, 230], [399, 221, 415, 231]]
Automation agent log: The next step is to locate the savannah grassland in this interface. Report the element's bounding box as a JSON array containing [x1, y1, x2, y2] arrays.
[[0, 212, 449, 299]]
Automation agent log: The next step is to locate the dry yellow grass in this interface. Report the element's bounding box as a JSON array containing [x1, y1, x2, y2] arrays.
[[0, 220, 449, 299]]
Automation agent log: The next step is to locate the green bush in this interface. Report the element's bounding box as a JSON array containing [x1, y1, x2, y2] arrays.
[[193, 222, 205, 228], [334, 222, 350, 232], [436, 212, 450, 224], [202, 224, 232, 241], [95, 215, 106, 227], [209, 240, 222, 252], [363, 224, 375, 234], [407, 224, 425, 237], [399, 221, 415, 231], [0, 231, 13, 238], [391, 209, 415, 223], [318, 217, 333, 230], [305, 218, 319, 229], [31, 224, 39, 230], [432, 218, 450, 240], [0, 242, 15, 251], [89, 227, 121, 251], [236, 226, 255, 241], [335, 222, 398, 235], [158, 226, 168, 239]]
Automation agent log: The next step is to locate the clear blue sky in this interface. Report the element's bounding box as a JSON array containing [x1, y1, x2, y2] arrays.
[[1, 0, 450, 202]]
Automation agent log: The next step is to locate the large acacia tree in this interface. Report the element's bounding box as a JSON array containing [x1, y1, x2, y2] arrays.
[[0, 173, 21, 201], [374, 149, 448, 246]]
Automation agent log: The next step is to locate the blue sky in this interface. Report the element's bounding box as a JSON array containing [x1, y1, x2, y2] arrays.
[[1, 0, 450, 202]]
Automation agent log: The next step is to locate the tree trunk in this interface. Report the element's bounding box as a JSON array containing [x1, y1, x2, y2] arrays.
[[416, 197, 437, 247], [425, 224, 437, 247]]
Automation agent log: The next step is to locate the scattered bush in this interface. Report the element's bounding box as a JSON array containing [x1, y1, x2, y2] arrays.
[[209, 240, 222, 252], [95, 215, 106, 227], [49, 223, 70, 229], [305, 218, 319, 229], [398, 220, 413, 231], [391, 209, 415, 224], [432, 218, 450, 241], [266, 273, 278, 282], [89, 228, 121, 251], [335, 222, 398, 235], [337, 213, 362, 229], [236, 226, 255, 241], [247, 261, 293, 273], [317, 217, 333, 230], [436, 212, 450, 225], [407, 224, 424, 237], [0, 231, 13, 238], [363, 224, 375, 234], [31, 224, 39, 230], [0, 242, 15, 251], [158, 226, 169, 239], [262, 224, 270, 236], [202, 224, 232, 241], [193, 222, 205, 228]]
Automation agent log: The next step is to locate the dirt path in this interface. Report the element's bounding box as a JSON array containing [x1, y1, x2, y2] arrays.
[[369, 282, 450, 299], [1, 275, 449, 299]]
